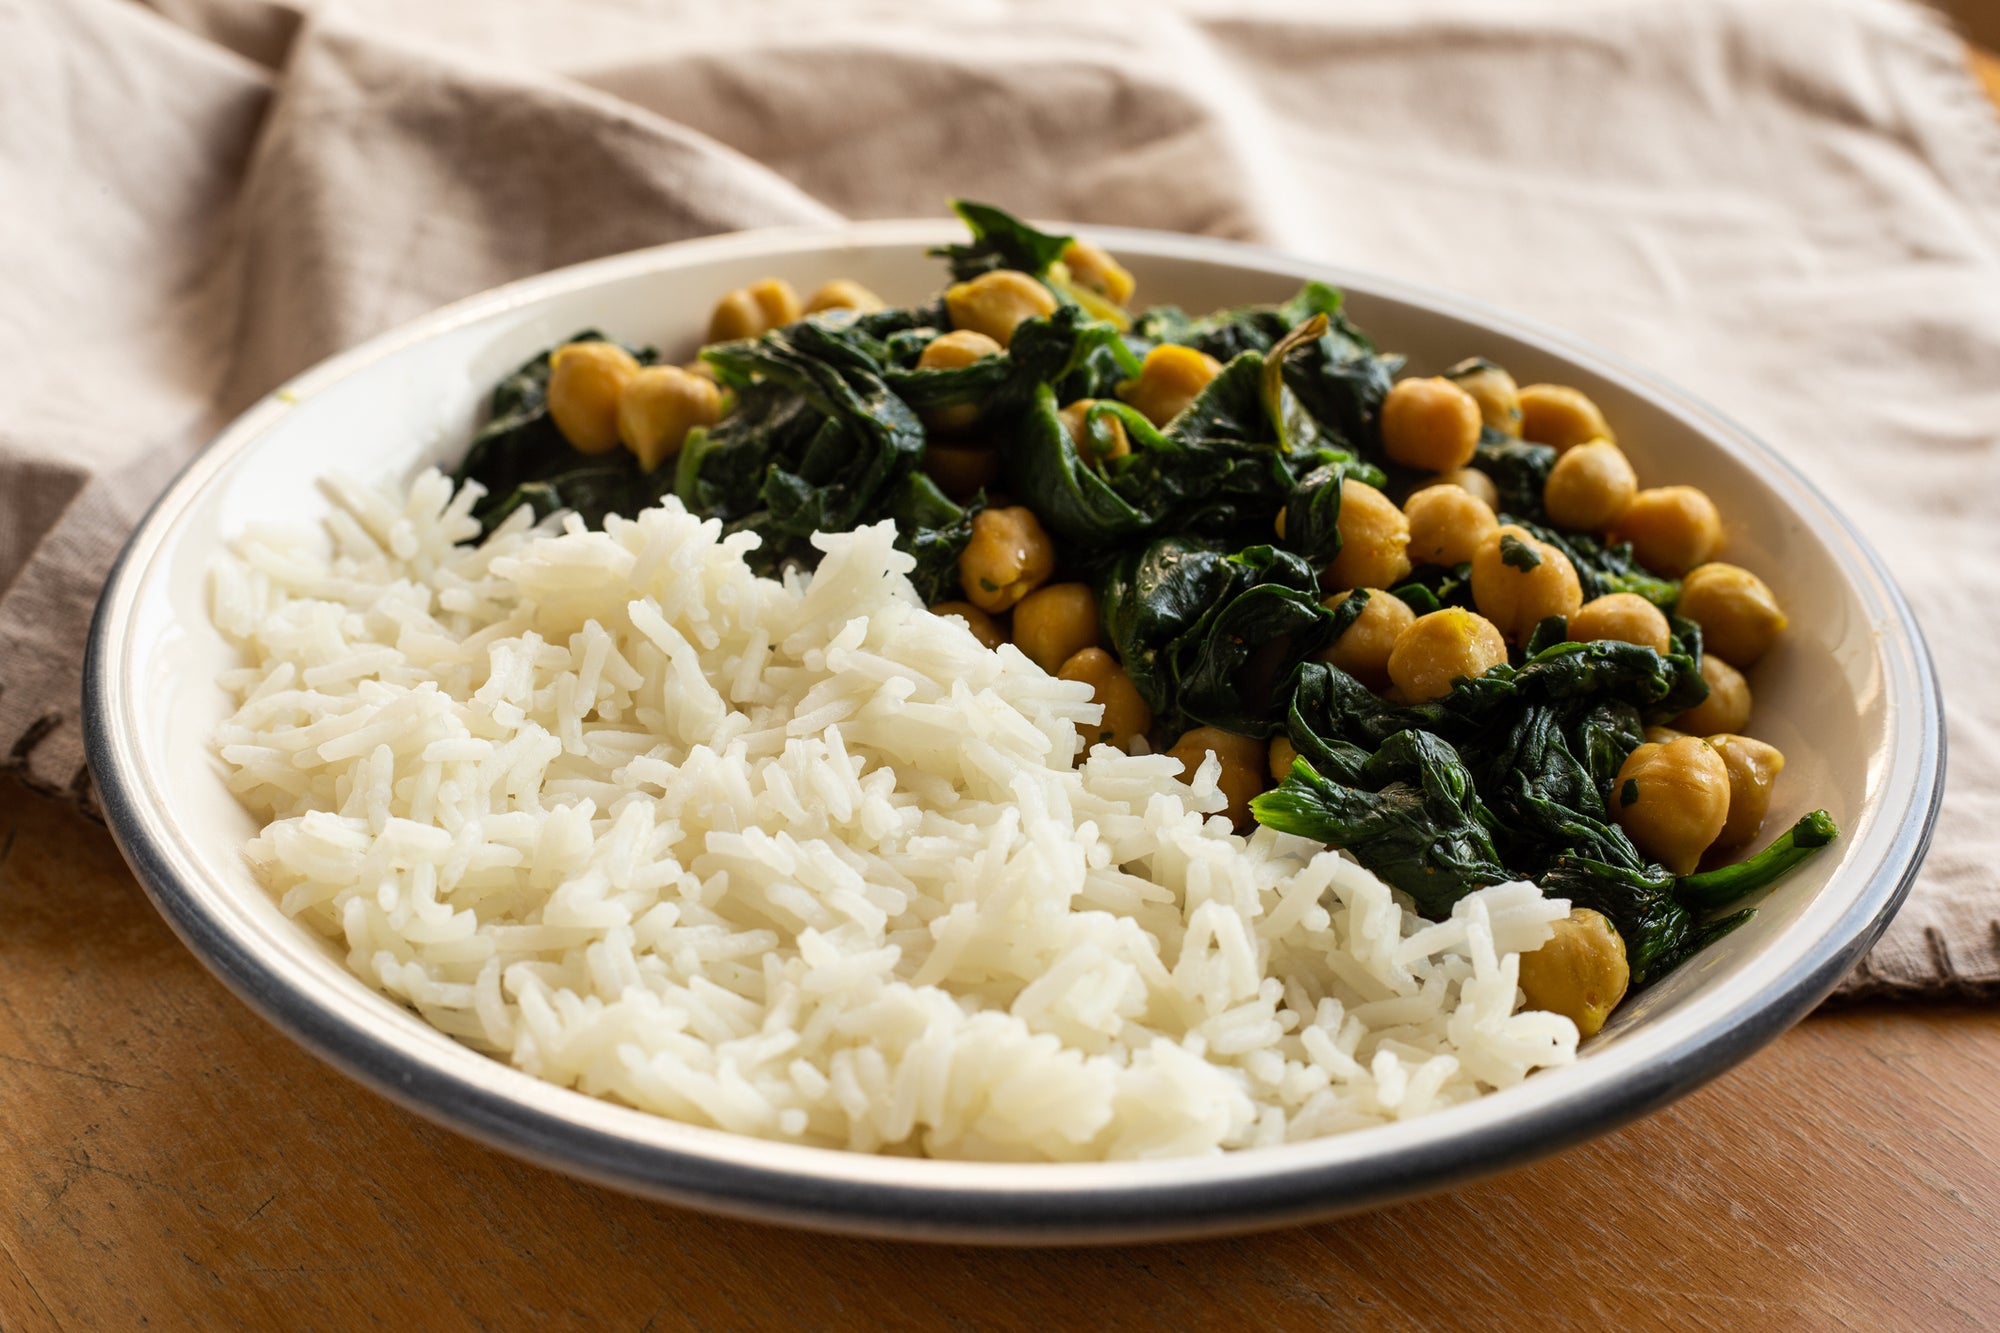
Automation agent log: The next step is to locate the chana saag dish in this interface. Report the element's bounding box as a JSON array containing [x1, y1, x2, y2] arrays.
[[450, 202, 1834, 1038]]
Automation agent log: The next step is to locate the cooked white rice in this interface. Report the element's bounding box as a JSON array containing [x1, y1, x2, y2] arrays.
[[209, 470, 1577, 1161]]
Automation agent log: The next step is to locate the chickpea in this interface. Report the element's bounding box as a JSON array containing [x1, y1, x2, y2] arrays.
[[1325, 479, 1413, 591], [1059, 399, 1132, 469], [1643, 725, 1686, 744], [1013, 583, 1101, 675], [707, 278, 802, 343], [1470, 524, 1584, 641], [920, 328, 1003, 370], [1616, 486, 1722, 577], [1518, 907, 1630, 1039], [1611, 736, 1731, 875], [931, 600, 1007, 651], [1167, 726, 1267, 831], [1518, 383, 1614, 451], [1381, 376, 1482, 472], [1268, 735, 1300, 784], [1117, 344, 1223, 428], [1444, 358, 1523, 437], [1543, 440, 1638, 532], [1709, 734, 1787, 851], [1405, 483, 1498, 567], [916, 328, 1004, 432], [1059, 648, 1152, 751], [707, 290, 763, 344], [1568, 592, 1671, 654], [1059, 239, 1135, 305], [1675, 654, 1752, 736], [1677, 562, 1787, 667], [616, 365, 721, 471], [1386, 607, 1509, 703], [1317, 590, 1416, 690], [683, 359, 719, 384], [803, 279, 885, 314], [1440, 466, 1500, 509], [944, 269, 1057, 348], [922, 443, 1002, 504], [959, 505, 1057, 613], [546, 341, 640, 454]]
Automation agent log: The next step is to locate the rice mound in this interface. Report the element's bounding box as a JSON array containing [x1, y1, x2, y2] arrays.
[[210, 470, 1578, 1161]]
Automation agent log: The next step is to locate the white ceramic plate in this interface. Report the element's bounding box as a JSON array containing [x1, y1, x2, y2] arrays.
[[84, 222, 1943, 1243]]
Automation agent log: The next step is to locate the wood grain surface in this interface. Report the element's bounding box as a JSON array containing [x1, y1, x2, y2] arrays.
[[3, 770, 1998, 1332]]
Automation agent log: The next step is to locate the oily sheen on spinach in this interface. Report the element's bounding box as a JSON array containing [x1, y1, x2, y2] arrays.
[[450, 200, 1833, 990]]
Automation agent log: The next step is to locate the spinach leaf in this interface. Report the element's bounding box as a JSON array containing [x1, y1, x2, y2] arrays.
[[1573, 699, 1645, 803], [885, 304, 1125, 426], [1538, 856, 1700, 987], [1473, 432, 1556, 520], [683, 320, 987, 585], [887, 472, 983, 603], [1506, 517, 1682, 610], [452, 331, 663, 535], [1388, 562, 1474, 616], [1008, 351, 1297, 553], [698, 320, 926, 537], [1675, 810, 1839, 911], [1133, 281, 1351, 363], [932, 199, 1072, 281], [1097, 538, 1340, 734], [1499, 533, 1544, 571], [1276, 310, 1401, 458], [1251, 729, 1510, 917], [1270, 636, 1732, 984], [674, 381, 822, 525]]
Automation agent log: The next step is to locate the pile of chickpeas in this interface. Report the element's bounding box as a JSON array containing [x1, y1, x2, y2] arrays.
[[535, 241, 1796, 1039]]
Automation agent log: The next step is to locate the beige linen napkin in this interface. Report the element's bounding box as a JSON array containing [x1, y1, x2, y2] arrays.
[[6, 0, 1996, 995]]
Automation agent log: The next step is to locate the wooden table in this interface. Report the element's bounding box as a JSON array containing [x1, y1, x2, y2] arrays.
[[5, 779, 2000, 1331]]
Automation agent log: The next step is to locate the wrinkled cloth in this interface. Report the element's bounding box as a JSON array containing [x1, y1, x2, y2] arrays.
[[5, 0, 1998, 995]]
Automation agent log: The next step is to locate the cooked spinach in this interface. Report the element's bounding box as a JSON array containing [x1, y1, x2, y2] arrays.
[[1473, 432, 1556, 519], [447, 202, 1829, 1001], [1255, 729, 1510, 918], [1013, 350, 1309, 554], [931, 199, 1072, 281], [1098, 538, 1341, 735], [1504, 517, 1681, 610], [452, 331, 664, 535], [1253, 628, 1802, 988], [1675, 810, 1839, 911], [1137, 281, 1341, 360]]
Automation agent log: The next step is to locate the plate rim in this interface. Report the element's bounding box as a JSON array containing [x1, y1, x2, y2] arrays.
[[82, 219, 1946, 1244]]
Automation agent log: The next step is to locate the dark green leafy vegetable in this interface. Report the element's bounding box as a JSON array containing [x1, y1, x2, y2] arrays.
[[1499, 533, 1543, 571], [451, 332, 663, 535], [1134, 281, 1358, 364], [1274, 307, 1402, 458], [1011, 351, 1303, 553], [1387, 562, 1472, 617], [1507, 517, 1681, 610], [1676, 810, 1840, 911], [1523, 615, 1570, 659], [1262, 633, 1756, 986], [688, 320, 937, 571], [446, 201, 1823, 1000], [1098, 538, 1337, 735], [1473, 431, 1556, 519], [1253, 730, 1509, 917], [886, 304, 1130, 427], [931, 199, 1072, 281]]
